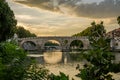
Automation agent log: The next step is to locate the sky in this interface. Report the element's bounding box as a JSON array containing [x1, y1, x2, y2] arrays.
[[7, 0, 120, 36]]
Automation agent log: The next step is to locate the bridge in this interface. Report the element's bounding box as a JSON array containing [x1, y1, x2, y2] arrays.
[[18, 36, 90, 52]]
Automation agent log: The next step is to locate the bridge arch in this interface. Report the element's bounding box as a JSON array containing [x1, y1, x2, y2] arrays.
[[21, 41, 37, 51], [43, 40, 61, 51], [70, 40, 84, 50], [68, 38, 89, 50]]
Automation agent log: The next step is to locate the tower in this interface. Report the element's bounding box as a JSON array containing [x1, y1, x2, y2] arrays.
[[50, 0, 59, 10]]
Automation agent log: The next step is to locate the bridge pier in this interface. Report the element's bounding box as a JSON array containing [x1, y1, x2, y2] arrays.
[[62, 49, 70, 52]]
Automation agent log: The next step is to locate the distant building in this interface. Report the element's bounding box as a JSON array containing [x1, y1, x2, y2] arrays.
[[106, 28, 120, 38], [106, 28, 120, 51]]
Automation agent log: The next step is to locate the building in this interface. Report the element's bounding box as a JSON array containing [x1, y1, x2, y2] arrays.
[[106, 28, 120, 37], [106, 28, 120, 51]]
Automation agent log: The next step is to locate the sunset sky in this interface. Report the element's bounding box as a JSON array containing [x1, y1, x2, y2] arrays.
[[7, 0, 120, 36]]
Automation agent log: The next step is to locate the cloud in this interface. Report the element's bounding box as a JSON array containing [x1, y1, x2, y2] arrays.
[[74, 0, 120, 18], [7, 0, 120, 36], [14, 0, 54, 11], [14, 0, 120, 18]]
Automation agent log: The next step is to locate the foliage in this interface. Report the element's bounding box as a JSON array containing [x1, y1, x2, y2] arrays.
[[89, 37, 111, 50], [64, 40, 68, 45], [0, 0, 17, 42], [16, 26, 36, 38], [0, 42, 30, 80], [24, 63, 69, 80], [49, 72, 69, 80], [0, 42, 26, 64], [70, 40, 83, 49], [0, 42, 69, 80], [73, 21, 106, 37], [76, 22, 120, 80], [45, 41, 59, 46], [76, 48, 115, 80], [76, 37, 113, 80], [24, 63, 50, 80], [117, 16, 120, 25]]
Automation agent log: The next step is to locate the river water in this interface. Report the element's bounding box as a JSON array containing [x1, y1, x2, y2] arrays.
[[28, 51, 120, 80]]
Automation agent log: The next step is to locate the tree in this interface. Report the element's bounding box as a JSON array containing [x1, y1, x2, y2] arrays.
[[76, 22, 120, 80], [49, 72, 69, 80], [73, 21, 106, 37], [24, 61, 69, 80], [16, 26, 36, 38], [117, 16, 120, 25], [0, 0, 17, 41], [0, 42, 29, 80], [0, 41, 68, 80], [24, 63, 50, 80]]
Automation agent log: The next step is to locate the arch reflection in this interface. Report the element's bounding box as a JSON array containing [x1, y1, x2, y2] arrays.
[[44, 51, 62, 64]]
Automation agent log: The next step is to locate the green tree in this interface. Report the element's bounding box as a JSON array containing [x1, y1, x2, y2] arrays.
[[49, 72, 69, 80], [0, 0, 17, 41], [77, 44, 116, 80], [24, 63, 50, 80], [76, 22, 120, 80], [0, 42, 69, 80], [24, 62, 69, 80], [73, 21, 106, 37], [16, 26, 36, 38], [0, 42, 30, 80]]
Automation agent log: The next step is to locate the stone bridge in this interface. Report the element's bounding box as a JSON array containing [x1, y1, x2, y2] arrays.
[[18, 36, 90, 52]]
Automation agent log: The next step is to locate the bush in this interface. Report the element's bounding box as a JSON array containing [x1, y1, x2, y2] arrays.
[[0, 42, 29, 80], [24, 63, 70, 80], [76, 37, 120, 80], [24, 64, 50, 80], [0, 42, 70, 80]]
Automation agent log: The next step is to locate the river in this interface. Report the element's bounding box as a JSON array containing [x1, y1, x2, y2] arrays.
[[28, 51, 120, 80]]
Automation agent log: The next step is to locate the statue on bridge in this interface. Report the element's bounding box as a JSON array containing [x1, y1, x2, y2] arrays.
[[12, 33, 18, 44]]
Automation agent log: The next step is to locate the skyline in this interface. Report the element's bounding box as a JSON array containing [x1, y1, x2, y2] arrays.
[[7, 0, 120, 36]]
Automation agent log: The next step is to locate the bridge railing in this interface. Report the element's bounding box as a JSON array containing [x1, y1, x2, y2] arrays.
[[18, 36, 89, 40]]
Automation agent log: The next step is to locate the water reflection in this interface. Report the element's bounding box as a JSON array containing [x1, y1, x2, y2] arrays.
[[44, 51, 62, 64], [28, 51, 120, 64], [28, 51, 75, 64], [64, 53, 67, 64], [28, 51, 120, 80]]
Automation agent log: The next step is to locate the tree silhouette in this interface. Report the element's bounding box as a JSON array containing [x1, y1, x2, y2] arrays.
[[117, 16, 120, 26], [0, 0, 17, 41]]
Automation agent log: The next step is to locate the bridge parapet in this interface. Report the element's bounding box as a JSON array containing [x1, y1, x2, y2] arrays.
[[18, 36, 89, 40]]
